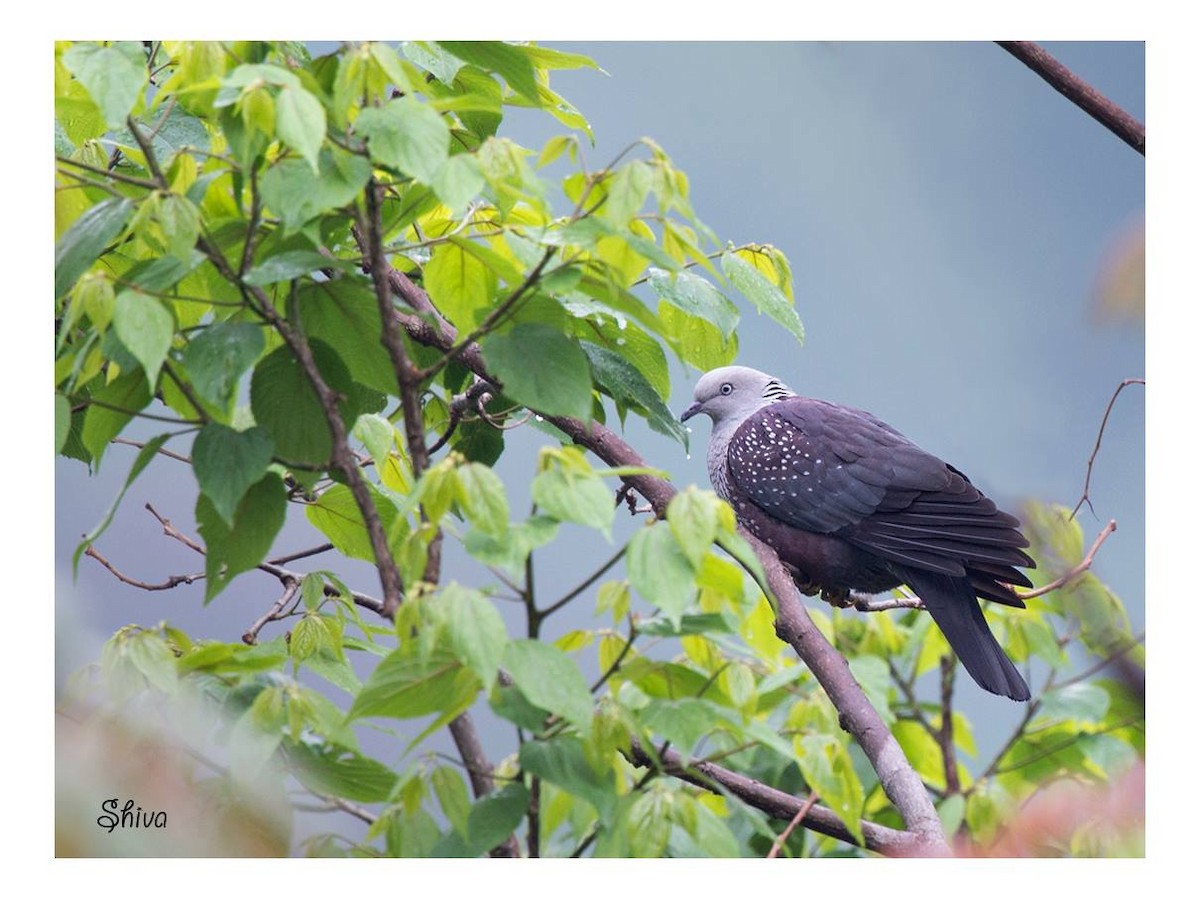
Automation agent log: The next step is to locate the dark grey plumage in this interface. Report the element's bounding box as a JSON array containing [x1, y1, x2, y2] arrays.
[[682, 366, 1033, 701]]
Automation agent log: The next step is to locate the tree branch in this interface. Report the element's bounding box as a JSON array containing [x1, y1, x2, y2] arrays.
[[1070, 378, 1145, 520], [1016, 519, 1116, 600], [766, 790, 821, 858], [243, 577, 300, 645], [627, 742, 924, 856], [144, 503, 385, 617], [996, 42, 1145, 155]]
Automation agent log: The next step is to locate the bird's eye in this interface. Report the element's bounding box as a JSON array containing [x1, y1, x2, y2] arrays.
[[720, 383, 733, 395]]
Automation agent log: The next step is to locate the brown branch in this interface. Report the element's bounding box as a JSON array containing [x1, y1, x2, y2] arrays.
[[1016, 519, 1117, 600], [997, 42, 1145, 156], [83, 545, 201, 591], [358, 182, 445, 600], [767, 790, 821, 859], [243, 577, 300, 645], [1070, 378, 1145, 520], [627, 742, 922, 856], [267, 543, 335, 566], [938, 656, 961, 796], [144, 503, 385, 616], [111, 436, 191, 464], [447, 715, 522, 858], [54, 154, 160, 190]]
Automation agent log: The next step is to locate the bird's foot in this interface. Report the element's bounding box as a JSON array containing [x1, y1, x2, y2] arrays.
[[783, 563, 821, 596], [820, 587, 855, 608]]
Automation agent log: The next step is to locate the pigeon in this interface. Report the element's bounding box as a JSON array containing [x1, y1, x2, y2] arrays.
[[681, 365, 1034, 700]]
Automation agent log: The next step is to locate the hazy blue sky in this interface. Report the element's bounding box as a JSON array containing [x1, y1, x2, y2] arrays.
[[56, 42, 1144, 791]]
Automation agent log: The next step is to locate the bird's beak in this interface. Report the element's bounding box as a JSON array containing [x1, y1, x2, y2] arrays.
[[680, 402, 702, 423]]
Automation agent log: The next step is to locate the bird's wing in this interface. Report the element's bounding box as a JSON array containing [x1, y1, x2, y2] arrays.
[[725, 399, 1033, 580]]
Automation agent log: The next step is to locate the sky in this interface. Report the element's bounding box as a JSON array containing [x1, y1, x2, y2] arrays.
[[54, 41, 1145, 840]]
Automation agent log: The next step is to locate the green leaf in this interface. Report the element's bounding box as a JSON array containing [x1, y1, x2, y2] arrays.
[[348, 649, 480, 721], [440, 584, 509, 689], [55, 394, 71, 454], [250, 341, 366, 465], [482, 324, 593, 420], [70, 434, 169, 573], [464, 514, 558, 577], [518, 738, 614, 818], [667, 489, 719, 567], [182, 321, 264, 414], [112, 288, 175, 387], [260, 149, 372, 233], [658, 302, 737, 370], [354, 97, 450, 183], [796, 734, 864, 844], [424, 240, 496, 329], [191, 424, 274, 526], [1037, 682, 1111, 726], [243, 250, 335, 285], [938, 794, 966, 836], [156, 193, 200, 260], [298, 281, 398, 396], [55, 197, 133, 298], [80, 371, 152, 467], [438, 42, 540, 104], [490, 683, 553, 732], [456, 463, 509, 538], [466, 783, 530, 855], [402, 41, 466, 85], [623, 790, 672, 858], [502, 639, 593, 730], [306, 483, 403, 563], [196, 472, 287, 602], [648, 268, 739, 339], [722, 250, 805, 345], [353, 412, 395, 466], [627, 525, 696, 627], [636, 612, 732, 638], [581, 342, 687, 446], [847, 655, 895, 725], [433, 153, 486, 213], [275, 85, 326, 173], [62, 42, 146, 129], [638, 698, 719, 757], [529, 465, 614, 535], [603, 161, 652, 226], [284, 741, 398, 803], [892, 719, 947, 790], [432, 765, 472, 837]]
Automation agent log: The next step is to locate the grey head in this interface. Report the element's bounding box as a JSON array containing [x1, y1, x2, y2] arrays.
[[681, 365, 796, 499], [680, 365, 794, 430]]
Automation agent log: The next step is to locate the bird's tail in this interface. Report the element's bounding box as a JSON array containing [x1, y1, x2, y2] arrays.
[[900, 568, 1031, 701]]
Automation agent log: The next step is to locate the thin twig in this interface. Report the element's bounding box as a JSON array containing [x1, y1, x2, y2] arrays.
[[144, 503, 385, 616], [1016, 519, 1117, 600], [766, 790, 821, 859], [84, 545, 201, 591], [111, 436, 191, 464], [937, 656, 961, 796], [996, 42, 1145, 155], [242, 577, 300, 645], [590, 618, 638, 694], [1070, 379, 1145, 519], [267, 543, 335, 566], [539, 545, 628, 621]]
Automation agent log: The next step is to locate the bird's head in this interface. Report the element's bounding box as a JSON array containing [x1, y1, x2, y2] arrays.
[[680, 365, 794, 426]]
